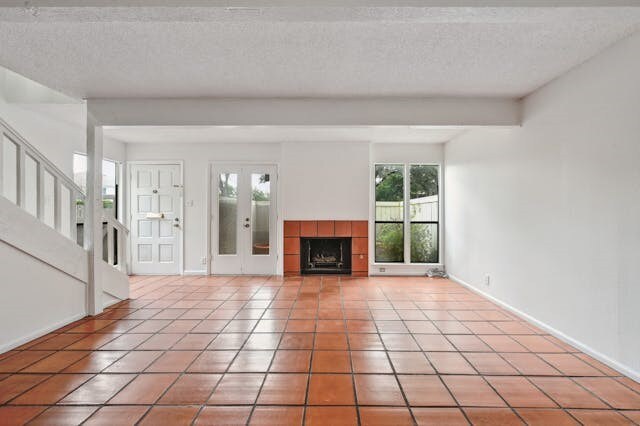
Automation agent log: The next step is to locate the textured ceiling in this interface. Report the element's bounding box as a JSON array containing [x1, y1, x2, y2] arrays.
[[1, 6, 639, 98], [104, 125, 468, 145]]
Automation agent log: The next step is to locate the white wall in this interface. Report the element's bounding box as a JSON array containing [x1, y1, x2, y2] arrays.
[[127, 141, 443, 274], [0, 240, 86, 352], [281, 142, 370, 220], [126, 142, 282, 274], [444, 32, 640, 378]]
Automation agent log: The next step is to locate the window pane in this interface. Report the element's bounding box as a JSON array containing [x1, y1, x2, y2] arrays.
[[411, 223, 438, 263], [251, 173, 270, 255], [218, 173, 237, 255], [375, 164, 404, 222], [72, 153, 87, 193], [375, 223, 404, 262], [24, 154, 38, 217], [410, 165, 438, 221], [102, 159, 116, 216], [2, 136, 18, 203]]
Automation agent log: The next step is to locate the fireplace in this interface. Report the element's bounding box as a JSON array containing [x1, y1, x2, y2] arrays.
[[300, 237, 352, 275]]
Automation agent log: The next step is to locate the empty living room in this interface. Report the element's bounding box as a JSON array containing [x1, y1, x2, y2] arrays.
[[0, 1, 639, 425]]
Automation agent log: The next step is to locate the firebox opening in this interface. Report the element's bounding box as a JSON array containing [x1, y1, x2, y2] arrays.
[[300, 237, 352, 275]]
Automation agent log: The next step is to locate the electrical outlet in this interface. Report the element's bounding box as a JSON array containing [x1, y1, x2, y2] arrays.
[[484, 274, 491, 286], [379, 267, 386, 273], [201, 257, 207, 265]]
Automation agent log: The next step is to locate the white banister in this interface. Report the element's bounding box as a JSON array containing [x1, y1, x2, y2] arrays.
[[0, 117, 86, 246], [102, 214, 130, 273]]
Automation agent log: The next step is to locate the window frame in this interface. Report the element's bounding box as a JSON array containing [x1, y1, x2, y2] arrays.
[[373, 162, 441, 266]]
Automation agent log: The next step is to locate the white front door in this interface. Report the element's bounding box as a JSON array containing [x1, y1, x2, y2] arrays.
[[130, 163, 182, 274], [212, 164, 278, 275]]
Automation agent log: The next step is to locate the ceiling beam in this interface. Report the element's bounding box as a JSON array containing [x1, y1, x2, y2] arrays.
[[87, 97, 521, 127]]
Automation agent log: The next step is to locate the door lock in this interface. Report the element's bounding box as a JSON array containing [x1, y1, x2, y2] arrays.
[[244, 223, 250, 228]]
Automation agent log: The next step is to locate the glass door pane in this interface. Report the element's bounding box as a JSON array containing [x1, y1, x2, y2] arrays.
[[251, 173, 270, 255], [218, 172, 238, 255]]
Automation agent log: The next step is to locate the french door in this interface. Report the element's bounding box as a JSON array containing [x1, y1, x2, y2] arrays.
[[211, 164, 278, 275]]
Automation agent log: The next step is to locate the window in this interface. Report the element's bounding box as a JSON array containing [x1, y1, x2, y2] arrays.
[[73, 153, 121, 219], [374, 164, 439, 264]]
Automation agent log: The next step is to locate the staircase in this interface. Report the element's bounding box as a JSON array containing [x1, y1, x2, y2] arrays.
[[0, 117, 129, 352]]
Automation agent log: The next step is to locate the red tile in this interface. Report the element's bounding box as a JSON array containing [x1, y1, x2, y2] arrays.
[[104, 350, 163, 373], [61, 373, 136, 404], [412, 408, 469, 425], [249, 406, 304, 425], [334, 221, 352, 237], [312, 351, 351, 373], [0, 374, 51, 404], [463, 408, 524, 425], [159, 373, 222, 404], [284, 255, 301, 273], [208, 373, 264, 405], [500, 353, 561, 376], [21, 351, 90, 373], [389, 351, 435, 374], [29, 406, 97, 425], [351, 237, 368, 255], [442, 376, 506, 407], [270, 350, 311, 373], [568, 409, 634, 425], [0, 406, 47, 425], [358, 407, 413, 425], [354, 374, 405, 406], [109, 373, 178, 404], [399, 375, 456, 407], [10, 374, 91, 405], [351, 351, 393, 373], [575, 377, 640, 409], [257, 373, 307, 405], [426, 352, 476, 374], [485, 376, 557, 408], [308, 374, 355, 405], [352, 254, 368, 272], [305, 406, 358, 426], [538, 353, 605, 376], [516, 409, 579, 426], [139, 406, 199, 426], [463, 353, 518, 375], [314, 333, 348, 350], [300, 221, 318, 237], [187, 350, 237, 373], [284, 237, 300, 255], [530, 377, 608, 409], [351, 221, 368, 237], [195, 407, 252, 425], [284, 221, 300, 237], [84, 406, 149, 425], [317, 220, 335, 236]]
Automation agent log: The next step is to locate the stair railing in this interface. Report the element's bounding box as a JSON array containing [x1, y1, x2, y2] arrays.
[[0, 117, 84, 245]]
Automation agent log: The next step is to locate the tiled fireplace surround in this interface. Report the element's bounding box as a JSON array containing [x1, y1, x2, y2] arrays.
[[283, 220, 368, 276]]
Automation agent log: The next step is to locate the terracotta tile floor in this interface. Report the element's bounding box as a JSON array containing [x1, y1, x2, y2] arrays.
[[0, 275, 639, 425]]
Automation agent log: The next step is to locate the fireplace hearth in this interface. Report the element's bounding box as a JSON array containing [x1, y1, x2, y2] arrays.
[[300, 237, 352, 274]]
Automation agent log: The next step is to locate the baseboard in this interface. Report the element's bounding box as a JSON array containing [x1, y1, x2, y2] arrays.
[[449, 274, 640, 383], [0, 312, 87, 354], [183, 270, 207, 276]]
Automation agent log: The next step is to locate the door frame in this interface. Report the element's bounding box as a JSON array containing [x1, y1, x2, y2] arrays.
[[207, 162, 281, 276], [127, 160, 185, 275]]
